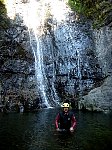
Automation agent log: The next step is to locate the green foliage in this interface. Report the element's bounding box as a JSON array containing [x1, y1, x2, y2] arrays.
[[68, 0, 82, 12], [0, 1, 6, 14], [0, 0, 3, 3], [68, 0, 112, 28], [0, 1, 10, 29]]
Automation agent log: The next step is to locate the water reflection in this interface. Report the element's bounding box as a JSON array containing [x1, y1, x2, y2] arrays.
[[0, 109, 112, 150]]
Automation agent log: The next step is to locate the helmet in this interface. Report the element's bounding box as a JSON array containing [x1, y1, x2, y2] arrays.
[[61, 103, 70, 108]]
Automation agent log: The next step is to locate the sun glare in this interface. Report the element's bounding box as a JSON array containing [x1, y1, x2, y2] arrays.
[[5, 0, 16, 20], [5, 0, 69, 29]]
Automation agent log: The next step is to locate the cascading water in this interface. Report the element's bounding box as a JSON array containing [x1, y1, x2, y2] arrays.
[[5, 0, 65, 107], [29, 30, 50, 107], [26, 0, 61, 107], [5, 0, 98, 108]]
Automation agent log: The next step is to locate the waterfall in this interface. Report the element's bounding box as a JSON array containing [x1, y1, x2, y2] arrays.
[[5, 0, 95, 107], [77, 50, 83, 96], [25, 0, 60, 107], [29, 30, 51, 107], [5, 0, 63, 107]]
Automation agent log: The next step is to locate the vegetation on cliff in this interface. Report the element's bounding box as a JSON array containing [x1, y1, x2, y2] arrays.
[[68, 0, 112, 28], [0, 0, 10, 30], [0, 0, 6, 3]]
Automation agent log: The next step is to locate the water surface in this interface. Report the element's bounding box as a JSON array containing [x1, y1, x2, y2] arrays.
[[0, 109, 112, 150]]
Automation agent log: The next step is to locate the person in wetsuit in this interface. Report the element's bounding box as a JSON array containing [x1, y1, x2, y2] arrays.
[[55, 102, 76, 132]]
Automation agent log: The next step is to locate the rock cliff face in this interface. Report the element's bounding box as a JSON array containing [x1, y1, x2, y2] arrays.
[[0, 0, 112, 112], [0, 20, 37, 109], [79, 27, 112, 112]]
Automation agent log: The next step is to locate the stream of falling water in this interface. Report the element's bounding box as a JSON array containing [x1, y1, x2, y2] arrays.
[[26, 0, 51, 107], [5, 0, 70, 107]]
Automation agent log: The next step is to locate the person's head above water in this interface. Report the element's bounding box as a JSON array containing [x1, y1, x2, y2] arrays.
[[61, 102, 70, 113]]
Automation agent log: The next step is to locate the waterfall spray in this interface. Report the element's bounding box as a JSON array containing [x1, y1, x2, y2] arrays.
[[5, 0, 73, 108], [26, 0, 58, 107]]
